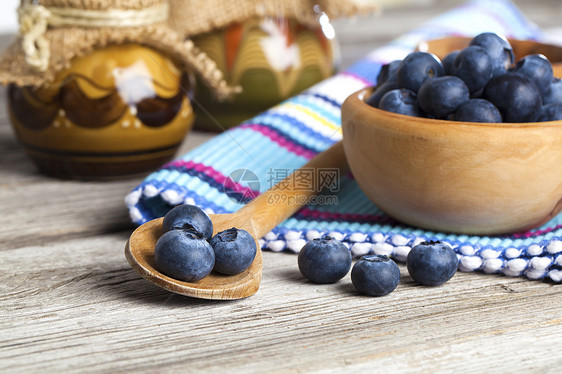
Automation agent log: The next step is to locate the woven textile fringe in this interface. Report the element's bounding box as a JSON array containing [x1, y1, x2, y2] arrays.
[[125, 0, 561, 283]]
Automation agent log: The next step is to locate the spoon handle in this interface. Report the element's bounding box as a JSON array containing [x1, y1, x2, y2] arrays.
[[236, 140, 348, 238]]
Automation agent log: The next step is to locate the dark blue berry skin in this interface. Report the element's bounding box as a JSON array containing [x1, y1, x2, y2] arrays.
[[483, 73, 542, 123], [377, 60, 401, 86], [418, 76, 469, 118], [378, 89, 419, 117], [366, 81, 399, 108], [538, 103, 562, 122], [469, 32, 514, 77], [406, 241, 458, 286], [397, 51, 444, 93], [298, 236, 352, 284], [451, 46, 494, 96], [162, 204, 213, 239], [154, 229, 215, 282], [442, 50, 460, 75], [209, 228, 257, 275], [542, 78, 562, 105], [453, 99, 502, 123], [351, 255, 400, 297], [511, 54, 553, 94]]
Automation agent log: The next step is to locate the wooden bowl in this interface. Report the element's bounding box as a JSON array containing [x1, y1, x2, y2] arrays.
[[341, 39, 562, 235]]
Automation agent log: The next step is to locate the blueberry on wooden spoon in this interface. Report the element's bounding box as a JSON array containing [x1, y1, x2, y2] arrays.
[[210, 228, 257, 275]]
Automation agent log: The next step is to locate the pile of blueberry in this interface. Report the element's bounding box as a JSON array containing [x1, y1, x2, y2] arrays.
[[368, 32, 562, 122], [154, 204, 257, 282], [298, 237, 458, 296]]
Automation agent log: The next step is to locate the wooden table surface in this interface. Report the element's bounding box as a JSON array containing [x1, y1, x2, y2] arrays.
[[1, 1, 561, 373]]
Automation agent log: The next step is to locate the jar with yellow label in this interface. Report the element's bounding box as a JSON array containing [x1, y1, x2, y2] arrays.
[[0, 0, 237, 178]]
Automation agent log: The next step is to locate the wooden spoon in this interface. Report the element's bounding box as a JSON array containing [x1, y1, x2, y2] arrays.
[[125, 141, 347, 300]]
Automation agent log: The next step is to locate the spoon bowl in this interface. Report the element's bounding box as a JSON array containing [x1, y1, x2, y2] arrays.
[[125, 215, 263, 300], [125, 141, 347, 300]]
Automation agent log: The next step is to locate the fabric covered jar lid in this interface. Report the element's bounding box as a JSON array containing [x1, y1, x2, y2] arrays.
[[167, 0, 380, 37], [0, 0, 241, 99]]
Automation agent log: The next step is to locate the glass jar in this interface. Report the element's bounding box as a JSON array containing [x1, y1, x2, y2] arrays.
[[192, 16, 339, 131]]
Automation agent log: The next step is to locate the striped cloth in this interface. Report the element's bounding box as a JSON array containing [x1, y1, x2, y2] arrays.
[[126, 0, 562, 283]]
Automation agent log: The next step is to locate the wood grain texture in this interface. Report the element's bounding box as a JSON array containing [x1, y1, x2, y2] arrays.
[[0, 235, 560, 373], [1, 0, 562, 372], [342, 85, 562, 234]]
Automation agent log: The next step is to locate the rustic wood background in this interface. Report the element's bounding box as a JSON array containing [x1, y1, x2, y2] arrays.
[[1, 0, 561, 372]]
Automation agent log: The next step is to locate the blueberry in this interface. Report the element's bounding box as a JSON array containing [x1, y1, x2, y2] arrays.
[[442, 50, 460, 75], [483, 73, 542, 122], [377, 60, 401, 86], [162, 204, 213, 239], [378, 88, 419, 117], [209, 227, 257, 275], [397, 51, 444, 93], [351, 255, 400, 296], [298, 236, 352, 284], [418, 76, 469, 118], [154, 229, 215, 282], [406, 240, 458, 286], [366, 81, 399, 108], [453, 99, 502, 123], [538, 103, 562, 122], [542, 78, 562, 105], [511, 54, 553, 94], [451, 46, 494, 96], [469, 32, 514, 76]]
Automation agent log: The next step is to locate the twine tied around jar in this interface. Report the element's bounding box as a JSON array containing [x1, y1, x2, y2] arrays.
[[17, 0, 170, 72]]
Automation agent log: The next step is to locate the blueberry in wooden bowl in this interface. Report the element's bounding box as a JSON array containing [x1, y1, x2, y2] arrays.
[[341, 35, 562, 235]]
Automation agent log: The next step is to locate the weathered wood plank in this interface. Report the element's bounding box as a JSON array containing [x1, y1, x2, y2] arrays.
[[0, 235, 560, 373]]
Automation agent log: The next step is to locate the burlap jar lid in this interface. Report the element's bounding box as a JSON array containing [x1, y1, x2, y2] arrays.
[[0, 0, 239, 99], [168, 0, 380, 37]]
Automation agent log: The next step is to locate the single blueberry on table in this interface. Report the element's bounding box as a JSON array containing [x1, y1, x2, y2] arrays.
[[377, 60, 401, 86], [417, 76, 469, 118], [209, 227, 257, 275], [298, 236, 352, 284], [542, 78, 562, 105], [537, 103, 562, 122], [351, 255, 400, 297], [397, 51, 444, 93], [453, 99, 502, 123], [378, 88, 419, 117], [154, 229, 215, 282], [451, 45, 494, 96], [469, 32, 514, 77], [366, 81, 399, 109], [483, 73, 542, 123], [162, 204, 214, 239], [406, 240, 458, 286], [511, 54, 553, 94]]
